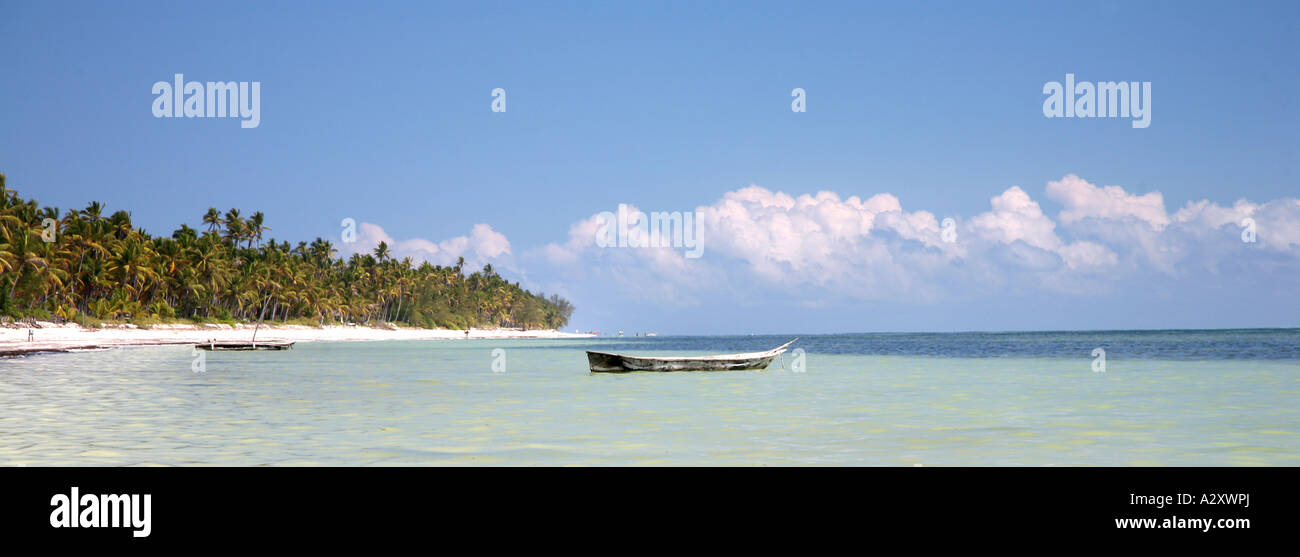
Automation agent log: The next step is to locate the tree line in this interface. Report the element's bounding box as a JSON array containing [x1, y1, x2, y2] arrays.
[[0, 173, 575, 330]]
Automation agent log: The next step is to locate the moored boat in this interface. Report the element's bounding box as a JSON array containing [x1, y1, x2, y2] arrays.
[[195, 341, 295, 351], [196, 295, 296, 351], [587, 338, 797, 372]]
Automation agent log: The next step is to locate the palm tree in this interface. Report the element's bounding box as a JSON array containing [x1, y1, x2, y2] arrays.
[[202, 207, 222, 233], [83, 201, 105, 224], [6, 226, 50, 299], [373, 241, 391, 263], [248, 211, 269, 248], [223, 208, 244, 246]]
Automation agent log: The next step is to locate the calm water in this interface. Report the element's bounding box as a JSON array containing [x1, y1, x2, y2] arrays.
[[2, 331, 1298, 466]]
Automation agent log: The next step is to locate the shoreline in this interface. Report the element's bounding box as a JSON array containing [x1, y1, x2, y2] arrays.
[[0, 321, 595, 358]]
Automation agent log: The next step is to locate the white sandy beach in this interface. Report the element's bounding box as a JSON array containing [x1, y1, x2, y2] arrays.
[[0, 321, 594, 356]]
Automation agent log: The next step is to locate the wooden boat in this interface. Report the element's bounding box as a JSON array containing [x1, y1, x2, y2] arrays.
[[195, 341, 295, 351], [587, 338, 798, 372], [194, 294, 296, 351]]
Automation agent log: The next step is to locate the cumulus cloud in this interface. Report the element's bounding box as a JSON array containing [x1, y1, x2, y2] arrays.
[[538, 175, 1299, 305], [543, 187, 953, 302], [965, 185, 1119, 270], [1047, 174, 1170, 229], [969, 186, 1063, 251], [1173, 197, 1300, 253], [344, 222, 512, 270]]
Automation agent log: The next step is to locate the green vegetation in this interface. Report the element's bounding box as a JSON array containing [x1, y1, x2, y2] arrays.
[[0, 173, 575, 329]]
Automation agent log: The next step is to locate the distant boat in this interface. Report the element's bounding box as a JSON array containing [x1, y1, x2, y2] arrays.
[[195, 341, 295, 351], [194, 293, 295, 351], [587, 339, 797, 372]]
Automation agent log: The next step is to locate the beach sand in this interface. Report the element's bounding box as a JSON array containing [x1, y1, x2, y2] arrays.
[[0, 321, 594, 357]]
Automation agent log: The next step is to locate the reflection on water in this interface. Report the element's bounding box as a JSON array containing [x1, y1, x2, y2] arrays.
[[1, 335, 1297, 466]]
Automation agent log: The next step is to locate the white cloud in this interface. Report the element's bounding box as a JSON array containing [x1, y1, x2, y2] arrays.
[[1251, 199, 1300, 252], [1057, 241, 1119, 269], [1173, 197, 1300, 252], [969, 186, 1064, 251], [345, 222, 512, 270], [1173, 198, 1256, 230], [965, 186, 1119, 270], [538, 175, 1299, 305], [542, 187, 956, 301], [1047, 174, 1170, 229]]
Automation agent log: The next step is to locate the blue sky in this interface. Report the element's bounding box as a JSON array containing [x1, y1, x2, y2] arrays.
[[2, 1, 1297, 333]]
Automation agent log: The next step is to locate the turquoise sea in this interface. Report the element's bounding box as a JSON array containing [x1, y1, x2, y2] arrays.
[[2, 330, 1298, 466]]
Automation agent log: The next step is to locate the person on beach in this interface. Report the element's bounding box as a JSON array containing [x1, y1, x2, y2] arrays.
[[27, 328, 34, 342], [465, 329, 470, 339]]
